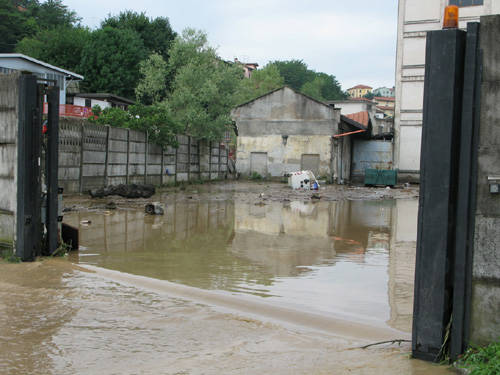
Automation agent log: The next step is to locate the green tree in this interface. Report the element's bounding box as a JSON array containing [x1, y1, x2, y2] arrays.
[[79, 26, 147, 99], [314, 72, 347, 100], [27, 0, 80, 31], [16, 26, 90, 72], [101, 11, 176, 62], [235, 64, 284, 105], [164, 29, 243, 140], [135, 53, 169, 105], [0, 0, 33, 52], [300, 73, 346, 101], [0, 0, 80, 53], [300, 76, 327, 102], [90, 104, 182, 147], [269, 59, 315, 91], [363, 92, 375, 99]]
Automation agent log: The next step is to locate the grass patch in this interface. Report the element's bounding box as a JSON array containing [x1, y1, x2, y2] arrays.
[[458, 341, 500, 375], [0, 247, 21, 263], [249, 172, 263, 180]]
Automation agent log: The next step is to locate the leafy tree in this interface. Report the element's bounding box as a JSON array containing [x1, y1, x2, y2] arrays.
[[79, 26, 147, 99], [90, 104, 182, 147], [363, 92, 375, 99], [16, 26, 90, 72], [0, 0, 33, 52], [235, 64, 284, 105], [269, 59, 315, 91], [0, 0, 80, 53], [270, 59, 346, 100], [101, 11, 176, 62], [314, 72, 346, 100], [27, 0, 80, 31], [164, 29, 243, 141], [135, 53, 169, 105], [300, 76, 327, 102]]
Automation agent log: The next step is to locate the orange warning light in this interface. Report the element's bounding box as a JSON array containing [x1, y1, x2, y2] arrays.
[[443, 5, 459, 29]]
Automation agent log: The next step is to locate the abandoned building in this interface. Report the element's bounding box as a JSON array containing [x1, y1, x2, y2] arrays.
[[231, 86, 371, 182]]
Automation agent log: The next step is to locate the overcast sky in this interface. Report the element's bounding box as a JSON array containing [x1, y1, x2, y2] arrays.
[[64, 0, 398, 90]]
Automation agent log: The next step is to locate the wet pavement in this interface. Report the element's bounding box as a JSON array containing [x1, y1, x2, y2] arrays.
[[0, 184, 455, 374]]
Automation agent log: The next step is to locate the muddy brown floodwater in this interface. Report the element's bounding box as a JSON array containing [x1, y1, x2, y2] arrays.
[[0, 183, 454, 374]]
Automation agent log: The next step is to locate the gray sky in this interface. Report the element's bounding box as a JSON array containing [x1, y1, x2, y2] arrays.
[[64, 0, 398, 90]]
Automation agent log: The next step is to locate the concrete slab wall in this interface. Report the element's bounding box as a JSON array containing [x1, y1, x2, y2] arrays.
[[469, 15, 500, 345], [0, 73, 19, 252], [58, 118, 229, 193]]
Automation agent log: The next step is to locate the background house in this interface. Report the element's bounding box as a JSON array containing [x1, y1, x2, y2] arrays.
[[373, 86, 395, 97], [0, 53, 83, 104], [68, 93, 135, 110], [374, 96, 395, 118], [347, 84, 373, 98], [395, 0, 500, 181], [231, 87, 342, 179]]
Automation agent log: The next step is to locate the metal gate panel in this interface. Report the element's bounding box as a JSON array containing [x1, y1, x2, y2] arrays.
[[351, 140, 393, 177]]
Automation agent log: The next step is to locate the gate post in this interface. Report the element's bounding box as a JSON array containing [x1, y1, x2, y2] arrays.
[[45, 87, 60, 255], [412, 28, 466, 361]]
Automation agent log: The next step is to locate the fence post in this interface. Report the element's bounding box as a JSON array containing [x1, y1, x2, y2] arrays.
[[209, 141, 212, 178], [160, 146, 165, 185], [218, 142, 221, 179], [144, 131, 148, 184], [187, 136, 191, 182], [104, 125, 110, 186], [175, 135, 178, 184], [126, 128, 130, 184], [78, 123, 85, 193]]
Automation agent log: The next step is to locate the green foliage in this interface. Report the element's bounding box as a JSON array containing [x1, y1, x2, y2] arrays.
[[301, 76, 328, 102], [269, 59, 315, 91], [0, 0, 34, 52], [164, 28, 243, 141], [26, 0, 80, 31], [235, 64, 284, 105], [0, 247, 21, 263], [249, 172, 262, 180], [79, 26, 147, 99], [16, 26, 90, 72], [459, 341, 500, 375], [269, 59, 347, 100], [0, 0, 80, 53], [136, 53, 169, 105], [89, 104, 182, 147], [101, 11, 176, 62], [363, 92, 375, 99]]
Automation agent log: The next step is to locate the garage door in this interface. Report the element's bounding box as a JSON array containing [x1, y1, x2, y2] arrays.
[[301, 154, 320, 176], [250, 152, 268, 176]]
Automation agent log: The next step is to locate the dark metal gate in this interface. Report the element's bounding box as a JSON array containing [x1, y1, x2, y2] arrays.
[[16, 74, 60, 261]]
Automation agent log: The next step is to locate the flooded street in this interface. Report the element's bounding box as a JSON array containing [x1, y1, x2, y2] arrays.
[[0, 185, 454, 374], [65, 197, 418, 332]]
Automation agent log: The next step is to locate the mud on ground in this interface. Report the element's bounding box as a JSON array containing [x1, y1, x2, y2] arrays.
[[63, 180, 419, 212]]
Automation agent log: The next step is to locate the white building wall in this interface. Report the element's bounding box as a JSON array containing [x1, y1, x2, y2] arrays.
[[73, 97, 112, 109], [395, 0, 496, 180]]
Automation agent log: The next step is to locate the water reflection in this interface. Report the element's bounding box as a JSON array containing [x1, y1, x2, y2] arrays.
[[65, 199, 419, 331]]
